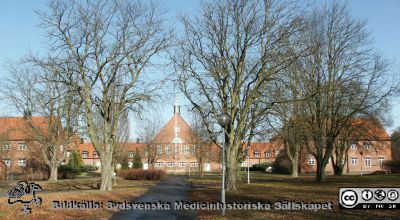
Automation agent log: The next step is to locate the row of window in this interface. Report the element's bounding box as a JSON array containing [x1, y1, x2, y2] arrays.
[[2, 159, 26, 167], [307, 156, 385, 167], [156, 145, 196, 155], [350, 141, 373, 150], [81, 151, 98, 158], [154, 162, 199, 167], [252, 150, 278, 158], [2, 143, 27, 151]]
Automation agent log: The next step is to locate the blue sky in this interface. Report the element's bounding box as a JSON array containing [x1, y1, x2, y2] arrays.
[[0, 0, 399, 137]]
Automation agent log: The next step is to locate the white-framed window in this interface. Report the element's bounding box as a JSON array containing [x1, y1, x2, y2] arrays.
[[3, 144, 11, 151], [174, 127, 181, 133], [364, 141, 372, 150], [191, 145, 196, 154], [365, 157, 371, 167], [155, 162, 163, 167], [179, 145, 183, 154], [165, 145, 171, 154], [378, 157, 384, 167], [179, 162, 187, 167], [66, 150, 71, 157], [184, 145, 189, 155], [18, 158, 26, 167], [3, 159, 10, 167], [82, 151, 88, 158], [254, 151, 260, 158], [308, 155, 315, 165], [350, 143, 357, 150], [82, 151, 89, 158], [241, 161, 247, 167], [167, 162, 175, 167], [275, 150, 280, 156], [190, 162, 198, 167], [157, 145, 162, 155], [265, 151, 271, 157], [93, 151, 98, 158], [351, 157, 358, 165], [128, 151, 134, 158], [18, 143, 27, 150]]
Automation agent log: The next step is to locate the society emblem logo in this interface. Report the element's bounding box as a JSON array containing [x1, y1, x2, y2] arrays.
[[340, 190, 358, 207], [7, 181, 43, 215]]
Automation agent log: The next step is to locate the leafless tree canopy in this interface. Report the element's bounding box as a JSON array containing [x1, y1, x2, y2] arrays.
[[172, 0, 305, 190], [33, 0, 172, 190]]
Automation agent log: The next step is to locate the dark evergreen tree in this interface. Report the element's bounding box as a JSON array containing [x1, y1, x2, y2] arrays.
[[132, 148, 143, 169]]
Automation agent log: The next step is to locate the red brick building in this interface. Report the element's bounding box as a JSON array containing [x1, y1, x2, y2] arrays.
[[77, 106, 392, 175], [0, 117, 50, 180]]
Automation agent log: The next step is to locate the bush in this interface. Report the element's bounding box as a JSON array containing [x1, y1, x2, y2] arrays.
[[250, 162, 273, 172], [58, 165, 77, 179], [383, 160, 400, 173], [118, 169, 166, 180], [81, 165, 98, 173]]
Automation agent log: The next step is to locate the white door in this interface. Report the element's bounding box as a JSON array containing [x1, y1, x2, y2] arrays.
[[204, 163, 211, 172], [143, 163, 149, 170]]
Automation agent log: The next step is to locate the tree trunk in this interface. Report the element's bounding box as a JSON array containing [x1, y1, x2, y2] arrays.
[[315, 159, 326, 182], [291, 159, 299, 178], [48, 163, 58, 181], [226, 151, 237, 191], [100, 154, 114, 191], [333, 164, 344, 176]]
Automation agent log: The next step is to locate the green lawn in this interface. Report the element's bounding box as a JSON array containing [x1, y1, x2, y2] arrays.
[[187, 172, 400, 220]]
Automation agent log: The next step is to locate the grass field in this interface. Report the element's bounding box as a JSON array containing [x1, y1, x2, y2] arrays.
[[187, 172, 400, 220], [0, 178, 156, 220]]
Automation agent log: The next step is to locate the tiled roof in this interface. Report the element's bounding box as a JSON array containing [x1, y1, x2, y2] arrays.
[[0, 117, 49, 141]]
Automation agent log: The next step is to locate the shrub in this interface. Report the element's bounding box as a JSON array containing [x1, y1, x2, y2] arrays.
[[81, 165, 97, 173], [272, 159, 291, 174], [383, 160, 400, 173], [250, 162, 273, 172], [67, 151, 84, 175], [118, 169, 166, 180], [58, 165, 77, 179]]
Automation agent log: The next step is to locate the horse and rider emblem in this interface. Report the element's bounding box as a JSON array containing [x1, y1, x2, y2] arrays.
[[7, 181, 42, 215]]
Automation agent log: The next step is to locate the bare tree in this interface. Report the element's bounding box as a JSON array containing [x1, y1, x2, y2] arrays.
[[300, 2, 397, 182], [189, 113, 214, 177], [34, 0, 172, 191], [172, 0, 304, 190], [136, 114, 164, 168], [1, 61, 79, 181]]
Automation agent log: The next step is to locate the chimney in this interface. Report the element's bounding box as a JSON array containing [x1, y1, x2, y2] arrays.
[[136, 138, 140, 143], [173, 100, 180, 115]]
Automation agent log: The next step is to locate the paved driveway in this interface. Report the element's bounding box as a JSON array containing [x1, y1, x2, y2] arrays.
[[111, 176, 197, 220]]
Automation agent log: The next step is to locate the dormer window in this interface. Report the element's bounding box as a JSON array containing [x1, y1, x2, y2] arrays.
[[350, 143, 357, 150], [265, 151, 271, 157], [19, 143, 27, 150], [82, 151, 88, 158], [3, 144, 11, 151], [364, 141, 372, 150]]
